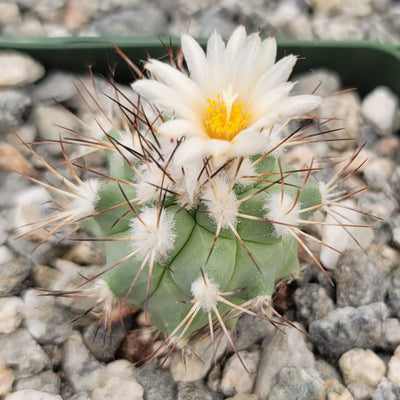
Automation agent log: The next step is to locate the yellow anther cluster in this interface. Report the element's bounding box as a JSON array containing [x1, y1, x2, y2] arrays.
[[204, 95, 250, 141]]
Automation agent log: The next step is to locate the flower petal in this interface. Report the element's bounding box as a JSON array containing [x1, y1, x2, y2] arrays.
[[250, 55, 298, 102], [157, 119, 206, 139], [181, 34, 207, 87]]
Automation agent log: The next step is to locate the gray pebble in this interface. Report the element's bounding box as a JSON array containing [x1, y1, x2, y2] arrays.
[[0, 296, 24, 334], [0, 90, 31, 131], [91, 7, 167, 35], [177, 380, 223, 400], [235, 313, 277, 351], [0, 328, 50, 379], [4, 389, 62, 400], [31, 71, 77, 103], [66, 393, 91, 400], [62, 330, 103, 393], [314, 359, 342, 382], [14, 370, 61, 394], [378, 318, 400, 351], [23, 289, 72, 345], [309, 302, 389, 360], [134, 364, 176, 400], [254, 324, 315, 399], [0, 256, 31, 297], [294, 283, 335, 326], [334, 250, 385, 308], [373, 377, 400, 400], [267, 367, 323, 400], [292, 69, 341, 97], [387, 268, 400, 317], [0, 51, 45, 87], [83, 321, 125, 362], [92, 376, 143, 400]]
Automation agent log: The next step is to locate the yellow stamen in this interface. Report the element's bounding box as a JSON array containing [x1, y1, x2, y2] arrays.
[[204, 88, 251, 141]]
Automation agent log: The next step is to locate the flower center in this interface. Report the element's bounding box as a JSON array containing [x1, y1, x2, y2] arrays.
[[204, 86, 251, 141]]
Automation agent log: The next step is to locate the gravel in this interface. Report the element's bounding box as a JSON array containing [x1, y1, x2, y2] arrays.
[[0, 1, 399, 399]]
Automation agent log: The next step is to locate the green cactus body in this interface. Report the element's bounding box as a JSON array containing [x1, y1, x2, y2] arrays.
[[87, 151, 322, 337]]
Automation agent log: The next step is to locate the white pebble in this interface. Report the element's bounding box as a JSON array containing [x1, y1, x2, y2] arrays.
[[339, 348, 386, 390], [0, 297, 23, 334], [387, 345, 400, 387], [361, 86, 399, 136]]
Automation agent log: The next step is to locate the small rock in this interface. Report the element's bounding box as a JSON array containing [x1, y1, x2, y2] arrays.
[[313, 15, 364, 40], [334, 250, 385, 307], [294, 283, 335, 326], [23, 288, 72, 345], [0, 297, 24, 334], [339, 349, 386, 394], [32, 71, 77, 103], [363, 157, 395, 190], [0, 90, 31, 130], [373, 377, 400, 400], [378, 318, 400, 351], [254, 324, 315, 399], [83, 321, 125, 362], [4, 389, 62, 400], [177, 380, 223, 400], [41, 344, 62, 369], [318, 91, 361, 151], [221, 350, 260, 396], [170, 333, 227, 382], [92, 376, 144, 400], [292, 69, 341, 97], [65, 393, 91, 400], [0, 142, 33, 175], [0, 2, 20, 25], [225, 395, 260, 400], [309, 302, 389, 360], [0, 51, 45, 87], [33, 105, 77, 154], [15, 370, 61, 394], [368, 243, 400, 275], [63, 241, 105, 265], [314, 359, 342, 382], [134, 363, 176, 400], [62, 330, 103, 393], [0, 328, 50, 379], [319, 379, 354, 400], [31, 265, 61, 290], [235, 313, 277, 351], [320, 200, 373, 270], [0, 256, 31, 297], [361, 86, 399, 136], [387, 268, 400, 317], [347, 382, 374, 400], [311, 0, 372, 16], [91, 7, 167, 35], [267, 367, 323, 400], [387, 345, 400, 387], [0, 358, 14, 397]]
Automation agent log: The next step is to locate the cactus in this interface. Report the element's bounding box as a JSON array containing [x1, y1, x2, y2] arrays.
[[16, 26, 372, 363]]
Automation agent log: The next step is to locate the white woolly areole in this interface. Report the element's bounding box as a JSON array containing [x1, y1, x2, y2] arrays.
[[71, 179, 100, 217], [93, 279, 119, 317], [264, 192, 301, 238], [190, 274, 220, 311], [129, 207, 176, 261], [202, 177, 238, 229], [135, 163, 171, 202]]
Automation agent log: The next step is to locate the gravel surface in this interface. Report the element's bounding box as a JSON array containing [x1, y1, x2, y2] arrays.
[[0, 1, 400, 400]]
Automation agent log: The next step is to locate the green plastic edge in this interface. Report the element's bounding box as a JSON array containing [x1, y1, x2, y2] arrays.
[[0, 36, 398, 96]]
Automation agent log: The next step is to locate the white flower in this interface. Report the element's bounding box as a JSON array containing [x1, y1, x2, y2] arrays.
[[132, 26, 321, 166]]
